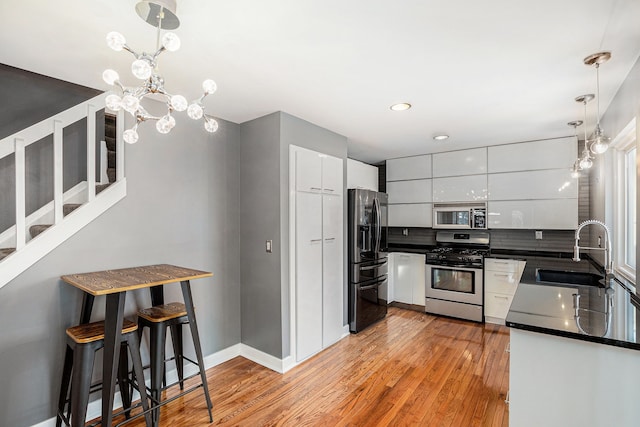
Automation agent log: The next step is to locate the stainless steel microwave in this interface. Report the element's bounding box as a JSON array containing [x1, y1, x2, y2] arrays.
[[433, 203, 487, 229]]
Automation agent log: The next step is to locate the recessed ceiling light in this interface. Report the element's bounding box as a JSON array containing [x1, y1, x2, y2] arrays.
[[433, 134, 449, 141], [390, 103, 411, 111]]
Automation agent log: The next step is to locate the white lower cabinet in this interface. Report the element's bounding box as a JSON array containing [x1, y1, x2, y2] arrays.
[[295, 192, 324, 360], [321, 194, 344, 347], [292, 145, 344, 363], [390, 252, 425, 306], [510, 328, 640, 427], [484, 258, 525, 324]]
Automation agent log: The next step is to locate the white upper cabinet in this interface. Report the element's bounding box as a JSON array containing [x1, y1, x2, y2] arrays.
[[432, 147, 487, 177], [295, 147, 343, 195], [387, 179, 432, 204], [432, 174, 488, 202], [296, 149, 322, 192], [388, 204, 432, 227], [488, 199, 578, 229], [322, 155, 343, 195], [488, 169, 577, 200], [488, 137, 577, 173], [387, 155, 432, 181], [347, 158, 378, 191]]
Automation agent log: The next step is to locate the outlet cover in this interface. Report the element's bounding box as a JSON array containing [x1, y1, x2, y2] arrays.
[[535, 231, 543, 240]]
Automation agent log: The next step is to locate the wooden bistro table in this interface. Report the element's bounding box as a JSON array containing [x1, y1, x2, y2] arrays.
[[61, 264, 213, 427]]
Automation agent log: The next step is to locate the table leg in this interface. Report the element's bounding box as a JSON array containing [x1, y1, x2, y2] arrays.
[[150, 286, 164, 306], [180, 280, 214, 422], [102, 292, 126, 427], [79, 293, 95, 324]]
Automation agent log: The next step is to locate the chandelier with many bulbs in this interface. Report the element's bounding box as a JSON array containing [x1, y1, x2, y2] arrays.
[[102, 0, 218, 144]]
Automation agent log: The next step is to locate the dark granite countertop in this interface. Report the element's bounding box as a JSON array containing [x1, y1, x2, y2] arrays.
[[501, 251, 640, 351], [387, 243, 434, 254]]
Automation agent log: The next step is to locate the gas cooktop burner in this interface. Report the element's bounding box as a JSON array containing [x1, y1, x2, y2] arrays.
[[429, 247, 488, 255]]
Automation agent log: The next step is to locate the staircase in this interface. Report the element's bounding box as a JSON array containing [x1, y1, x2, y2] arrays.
[[0, 94, 126, 287]]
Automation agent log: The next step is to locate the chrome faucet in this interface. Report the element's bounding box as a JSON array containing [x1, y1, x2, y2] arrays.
[[573, 219, 613, 276]]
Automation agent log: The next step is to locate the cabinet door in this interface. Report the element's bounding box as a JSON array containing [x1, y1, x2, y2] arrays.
[[411, 255, 426, 305], [532, 199, 578, 229], [295, 192, 323, 361], [432, 147, 487, 177], [387, 155, 432, 181], [484, 292, 514, 321], [322, 155, 343, 195], [488, 169, 577, 200], [488, 200, 577, 229], [392, 253, 414, 304], [347, 158, 378, 191], [432, 175, 488, 202], [322, 194, 344, 347], [296, 149, 322, 193], [387, 179, 432, 204], [388, 204, 432, 227], [488, 137, 577, 173]]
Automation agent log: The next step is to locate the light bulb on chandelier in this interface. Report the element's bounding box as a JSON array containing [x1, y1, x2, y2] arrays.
[[102, 0, 219, 143]]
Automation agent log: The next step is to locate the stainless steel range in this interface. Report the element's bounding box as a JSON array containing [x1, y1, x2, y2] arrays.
[[424, 230, 490, 322]]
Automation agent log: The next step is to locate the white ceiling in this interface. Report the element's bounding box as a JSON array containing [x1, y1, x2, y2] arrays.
[[2, 0, 640, 163]]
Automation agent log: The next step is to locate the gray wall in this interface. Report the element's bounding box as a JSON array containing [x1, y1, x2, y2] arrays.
[[589, 55, 640, 268], [239, 112, 284, 357], [0, 64, 102, 233], [0, 114, 241, 426], [239, 112, 347, 359]]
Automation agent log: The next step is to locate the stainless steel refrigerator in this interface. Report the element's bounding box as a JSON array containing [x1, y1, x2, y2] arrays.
[[348, 189, 388, 333]]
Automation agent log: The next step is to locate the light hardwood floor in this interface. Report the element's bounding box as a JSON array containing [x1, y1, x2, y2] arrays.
[[109, 307, 510, 426]]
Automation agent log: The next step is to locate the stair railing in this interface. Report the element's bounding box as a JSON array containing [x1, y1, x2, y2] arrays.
[[0, 92, 123, 250]]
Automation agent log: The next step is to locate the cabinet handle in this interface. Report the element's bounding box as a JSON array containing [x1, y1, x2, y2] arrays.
[[494, 273, 510, 277], [324, 237, 335, 241], [494, 295, 509, 300], [311, 187, 322, 191], [310, 239, 322, 243], [324, 188, 335, 192]]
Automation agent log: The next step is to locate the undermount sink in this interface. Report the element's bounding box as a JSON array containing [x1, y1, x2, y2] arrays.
[[536, 269, 604, 287]]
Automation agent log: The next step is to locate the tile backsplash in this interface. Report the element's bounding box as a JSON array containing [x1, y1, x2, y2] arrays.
[[388, 227, 577, 253]]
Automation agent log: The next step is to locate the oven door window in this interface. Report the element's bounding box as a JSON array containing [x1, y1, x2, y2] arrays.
[[436, 210, 470, 226], [431, 267, 475, 294]]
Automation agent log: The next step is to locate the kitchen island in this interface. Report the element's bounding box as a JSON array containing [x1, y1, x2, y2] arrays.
[[504, 254, 640, 427]]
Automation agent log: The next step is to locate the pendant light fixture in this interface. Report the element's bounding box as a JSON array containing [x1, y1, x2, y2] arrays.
[[568, 120, 583, 178], [575, 94, 595, 170], [103, 0, 219, 144], [584, 51, 612, 154]]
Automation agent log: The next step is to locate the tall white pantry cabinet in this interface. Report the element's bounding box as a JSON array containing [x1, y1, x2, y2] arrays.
[[291, 145, 344, 362]]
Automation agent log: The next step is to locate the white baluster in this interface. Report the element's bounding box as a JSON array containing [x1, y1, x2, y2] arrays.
[[116, 109, 125, 181], [14, 138, 26, 249], [87, 104, 96, 201], [53, 120, 63, 224]]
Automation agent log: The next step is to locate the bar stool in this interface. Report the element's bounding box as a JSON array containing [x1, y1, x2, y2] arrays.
[[137, 302, 205, 425], [56, 319, 151, 427]]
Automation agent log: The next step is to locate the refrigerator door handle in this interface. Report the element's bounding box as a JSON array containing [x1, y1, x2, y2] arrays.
[[359, 278, 388, 291], [373, 197, 381, 253], [359, 260, 388, 271]]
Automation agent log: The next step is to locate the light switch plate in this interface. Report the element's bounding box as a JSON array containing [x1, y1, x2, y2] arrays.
[[266, 240, 273, 253], [535, 231, 543, 240]]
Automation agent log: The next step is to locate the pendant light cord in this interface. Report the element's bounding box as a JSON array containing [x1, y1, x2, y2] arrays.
[[595, 64, 601, 127]]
